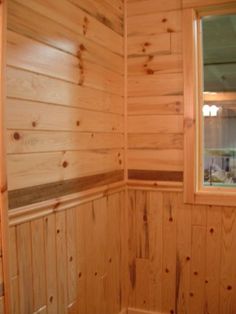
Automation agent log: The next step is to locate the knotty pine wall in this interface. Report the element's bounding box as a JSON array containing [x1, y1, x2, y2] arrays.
[[9, 191, 127, 314], [126, 1, 236, 314], [6, 0, 125, 209], [6, 1, 127, 314]]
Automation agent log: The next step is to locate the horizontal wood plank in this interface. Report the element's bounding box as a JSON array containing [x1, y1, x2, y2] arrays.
[[7, 131, 124, 154], [7, 99, 124, 133], [7, 31, 123, 96], [7, 67, 124, 115], [7, 1, 124, 74], [128, 115, 183, 133], [7, 149, 124, 190], [127, 0, 181, 16], [128, 95, 183, 115], [128, 73, 183, 97], [128, 133, 183, 149], [8, 170, 124, 209], [128, 149, 183, 171], [127, 10, 182, 36], [128, 170, 183, 182]]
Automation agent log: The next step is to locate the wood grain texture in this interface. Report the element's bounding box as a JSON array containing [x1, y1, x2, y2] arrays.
[[8, 170, 124, 209], [127, 189, 236, 314], [6, 0, 125, 199], [9, 191, 126, 314]]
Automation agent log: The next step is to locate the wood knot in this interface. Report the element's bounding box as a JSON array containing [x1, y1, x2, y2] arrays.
[[190, 292, 194, 297], [49, 296, 53, 303], [119, 160, 122, 165], [205, 280, 208, 284], [169, 217, 173, 222], [162, 18, 167, 23], [194, 271, 198, 276], [62, 161, 68, 168], [146, 68, 154, 75], [56, 229, 60, 234], [186, 256, 191, 261], [80, 44, 86, 51], [78, 272, 82, 278], [165, 268, 169, 273], [94, 272, 97, 276], [210, 228, 214, 234], [167, 28, 174, 33], [13, 132, 20, 140], [76, 121, 80, 126], [170, 310, 174, 314], [32, 121, 37, 127], [227, 285, 232, 290], [109, 258, 112, 263], [69, 256, 73, 262], [148, 55, 154, 61], [144, 42, 151, 47], [143, 214, 147, 222], [91, 133, 94, 138]]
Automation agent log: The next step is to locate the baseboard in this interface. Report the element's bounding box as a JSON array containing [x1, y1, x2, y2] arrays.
[[127, 308, 161, 314]]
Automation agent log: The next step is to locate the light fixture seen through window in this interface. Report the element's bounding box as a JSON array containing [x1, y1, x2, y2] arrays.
[[202, 104, 220, 117]]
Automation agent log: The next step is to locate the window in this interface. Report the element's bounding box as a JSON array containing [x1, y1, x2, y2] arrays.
[[183, 5, 236, 206]]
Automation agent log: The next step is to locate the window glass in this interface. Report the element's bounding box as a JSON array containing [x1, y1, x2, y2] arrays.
[[202, 14, 236, 186]]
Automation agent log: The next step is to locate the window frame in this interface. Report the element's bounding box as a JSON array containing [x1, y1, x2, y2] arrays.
[[183, 4, 236, 206]]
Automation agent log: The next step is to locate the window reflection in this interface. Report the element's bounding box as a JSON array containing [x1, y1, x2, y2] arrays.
[[202, 14, 236, 186]]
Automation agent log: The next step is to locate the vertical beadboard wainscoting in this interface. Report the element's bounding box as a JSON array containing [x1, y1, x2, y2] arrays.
[[126, 183, 236, 314], [9, 186, 128, 314]]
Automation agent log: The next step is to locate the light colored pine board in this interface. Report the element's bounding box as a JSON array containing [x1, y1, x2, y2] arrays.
[[106, 192, 122, 314], [205, 206, 222, 314], [30, 218, 46, 311], [128, 134, 183, 150], [16, 222, 33, 313], [220, 207, 236, 313], [7, 149, 124, 190], [12, 0, 123, 55], [135, 191, 149, 259], [128, 149, 183, 172], [85, 197, 107, 314], [76, 202, 90, 314], [10, 277, 19, 314], [128, 33, 171, 57], [135, 258, 150, 310], [9, 227, 17, 278], [127, 10, 182, 36], [7, 131, 124, 154], [7, 1, 124, 74], [128, 115, 183, 134], [66, 207, 77, 305], [171, 32, 182, 54], [7, 67, 124, 115], [176, 194, 191, 314], [127, 190, 136, 307], [7, 31, 123, 96], [128, 96, 183, 115], [55, 211, 68, 314], [128, 54, 182, 76], [67, 0, 124, 35], [148, 191, 163, 311], [161, 192, 177, 314], [44, 214, 58, 314], [7, 99, 123, 133], [127, 0, 181, 16], [189, 225, 206, 314], [128, 73, 183, 97]]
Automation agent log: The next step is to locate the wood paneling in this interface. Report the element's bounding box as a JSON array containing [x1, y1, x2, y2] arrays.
[[126, 189, 236, 314], [9, 191, 126, 314], [6, 0, 125, 208]]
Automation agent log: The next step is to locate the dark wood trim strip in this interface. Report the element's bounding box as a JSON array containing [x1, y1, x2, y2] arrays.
[[8, 170, 124, 209], [128, 169, 183, 182]]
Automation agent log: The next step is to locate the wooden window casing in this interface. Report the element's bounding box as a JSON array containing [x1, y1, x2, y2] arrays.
[[183, 4, 236, 206]]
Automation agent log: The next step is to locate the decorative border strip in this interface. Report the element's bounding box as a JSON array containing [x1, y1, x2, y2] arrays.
[[128, 169, 183, 182], [128, 179, 183, 192], [9, 170, 124, 209], [9, 181, 125, 226]]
